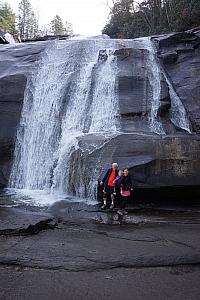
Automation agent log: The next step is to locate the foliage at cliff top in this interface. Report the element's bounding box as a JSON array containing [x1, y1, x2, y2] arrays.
[[0, 1, 17, 35], [40, 15, 73, 37], [0, 0, 73, 41], [18, 0, 38, 40], [102, 0, 200, 38]]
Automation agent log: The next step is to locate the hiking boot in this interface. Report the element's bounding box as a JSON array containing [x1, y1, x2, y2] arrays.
[[117, 209, 123, 216], [110, 203, 114, 210], [101, 204, 107, 210], [123, 209, 128, 215]]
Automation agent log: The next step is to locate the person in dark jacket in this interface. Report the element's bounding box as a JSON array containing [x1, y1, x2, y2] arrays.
[[113, 169, 124, 206], [117, 168, 133, 215], [100, 163, 118, 209]]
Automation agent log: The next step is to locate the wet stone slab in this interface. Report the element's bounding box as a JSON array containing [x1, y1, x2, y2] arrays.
[[0, 207, 57, 236], [47, 199, 200, 226], [1, 196, 200, 300]]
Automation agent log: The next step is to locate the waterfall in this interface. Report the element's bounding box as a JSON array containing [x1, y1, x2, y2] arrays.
[[144, 38, 165, 135], [9, 36, 191, 204], [9, 39, 119, 198], [52, 49, 119, 196], [143, 37, 190, 134], [164, 76, 191, 133]]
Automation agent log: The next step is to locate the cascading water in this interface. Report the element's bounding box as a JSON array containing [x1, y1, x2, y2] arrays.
[[51, 47, 119, 196], [142, 37, 190, 135], [143, 37, 165, 135], [9, 38, 120, 199], [164, 76, 191, 133]]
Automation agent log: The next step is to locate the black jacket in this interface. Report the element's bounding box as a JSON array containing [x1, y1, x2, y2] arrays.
[[120, 175, 132, 191]]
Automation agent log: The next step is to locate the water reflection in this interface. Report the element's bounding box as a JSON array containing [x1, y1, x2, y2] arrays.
[[1, 189, 200, 226]]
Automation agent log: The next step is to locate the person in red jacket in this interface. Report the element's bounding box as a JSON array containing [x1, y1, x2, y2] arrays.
[[100, 163, 118, 210]]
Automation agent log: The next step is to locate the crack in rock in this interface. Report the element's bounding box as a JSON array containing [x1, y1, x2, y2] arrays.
[[86, 229, 165, 243], [1, 258, 200, 273], [167, 239, 197, 250], [0, 219, 58, 236]]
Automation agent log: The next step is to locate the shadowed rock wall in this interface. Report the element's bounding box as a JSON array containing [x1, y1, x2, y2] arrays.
[[154, 32, 200, 134], [0, 42, 48, 186]]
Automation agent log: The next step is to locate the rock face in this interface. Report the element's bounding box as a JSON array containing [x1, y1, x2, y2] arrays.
[[0, 41, 48, 187], [154, 32, 200, 134], [110, 32, 200, 188], [0, 32, 200, 191], [80, 32, 200, 191]]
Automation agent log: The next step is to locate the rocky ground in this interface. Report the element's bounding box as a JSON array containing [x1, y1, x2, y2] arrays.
[[0, 194, 200, 300]]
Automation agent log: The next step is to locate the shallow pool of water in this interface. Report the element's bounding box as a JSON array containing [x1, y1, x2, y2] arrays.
[[0, 188, 97, 210], [1, 188, 200, 226]]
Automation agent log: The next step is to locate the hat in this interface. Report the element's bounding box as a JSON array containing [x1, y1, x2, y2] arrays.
[[112, 162, 118, 167]]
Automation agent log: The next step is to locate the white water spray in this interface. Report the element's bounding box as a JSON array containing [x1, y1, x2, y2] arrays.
[[142, 37, 190, 134], [143, 37, 165, 135], [165, 77, 191, 133], [9, 39, 119, 198]]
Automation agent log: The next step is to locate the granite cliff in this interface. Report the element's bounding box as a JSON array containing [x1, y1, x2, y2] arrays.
[[0, 31, 200, 196]]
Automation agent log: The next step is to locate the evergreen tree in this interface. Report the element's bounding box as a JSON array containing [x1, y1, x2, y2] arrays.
[[50, 15, 65, 35], [102, 0, 200, 38], [18, 0, 38, 40], [0, 2, 17, 35], [64, 21, 73, 36], [50, 15, 73, 36]]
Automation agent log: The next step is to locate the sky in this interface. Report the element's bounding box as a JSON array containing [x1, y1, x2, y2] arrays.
[[6, 0, 112, 36]]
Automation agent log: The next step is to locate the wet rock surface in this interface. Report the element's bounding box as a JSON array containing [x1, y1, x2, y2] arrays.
[[0, 195, 200, 299], [0, 207, 57, 236]]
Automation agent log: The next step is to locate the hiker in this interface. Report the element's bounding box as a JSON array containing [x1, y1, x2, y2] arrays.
[[100, 163, 118, 210], [117, 168, 133, 215], [113, 169, 124, 206]]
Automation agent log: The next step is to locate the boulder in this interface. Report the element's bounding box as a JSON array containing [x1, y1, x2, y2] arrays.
[[0, 31, 15, 44]]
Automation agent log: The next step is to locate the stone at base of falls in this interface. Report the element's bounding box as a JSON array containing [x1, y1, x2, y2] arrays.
[[84, 133, 200, 188], [0, 207, 57, 236]]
